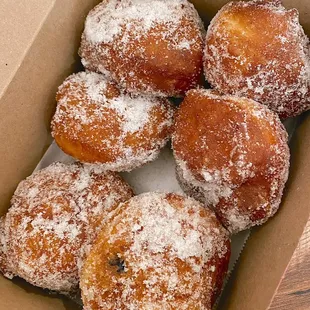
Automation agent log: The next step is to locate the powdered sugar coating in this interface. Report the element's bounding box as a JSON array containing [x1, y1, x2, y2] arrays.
[[0, 162, 133, 293], [172, 89, 290, 233], [0, 218, 10, 279], [79, 0, 205, 96], [80, 192, 230, 310], [204, 0, 310, 118], [51, 72, 175, 172]]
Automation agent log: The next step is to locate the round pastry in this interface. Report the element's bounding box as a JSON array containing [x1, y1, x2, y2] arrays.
[[0, 162, 133, 293], [80, 192, 230, 310], [204, 0, 310, 118], [79, 0, 205, 97], [0, 217, 8, 277], [172, 89, 290, 233], [51, 72, 175, 172]]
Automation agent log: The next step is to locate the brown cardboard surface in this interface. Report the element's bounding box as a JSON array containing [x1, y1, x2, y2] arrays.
[[0, 0, 101, 217], [0, 1, 102, 307], [0, 276, 77, 310], [0, 0, 55, 97], [0, 1, 309, 310]]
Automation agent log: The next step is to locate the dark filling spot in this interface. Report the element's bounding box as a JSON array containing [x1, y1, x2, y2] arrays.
[[290, 289, 310, 296], [109, 257, 126, 273]]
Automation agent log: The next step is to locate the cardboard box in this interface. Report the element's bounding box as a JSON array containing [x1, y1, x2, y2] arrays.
[[0, 0, 309, 309]]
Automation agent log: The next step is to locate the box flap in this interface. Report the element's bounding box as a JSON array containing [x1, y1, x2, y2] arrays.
[[0, 0, 100, 217], [0, 0, 55, 97]]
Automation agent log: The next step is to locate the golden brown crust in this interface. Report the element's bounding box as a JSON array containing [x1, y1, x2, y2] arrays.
[[172, 89, 290, 233], [0, 217, 11, 279], [51, 72, 175, 171], [0, 162, 133, 293], [80, 192, 230, 310], [204, 0, 310, 118], [79, 0, 205, 97]]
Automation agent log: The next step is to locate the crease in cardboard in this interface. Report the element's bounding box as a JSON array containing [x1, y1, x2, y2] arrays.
[[0, 0, 56, 98], [0, 0, 101, 216]]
